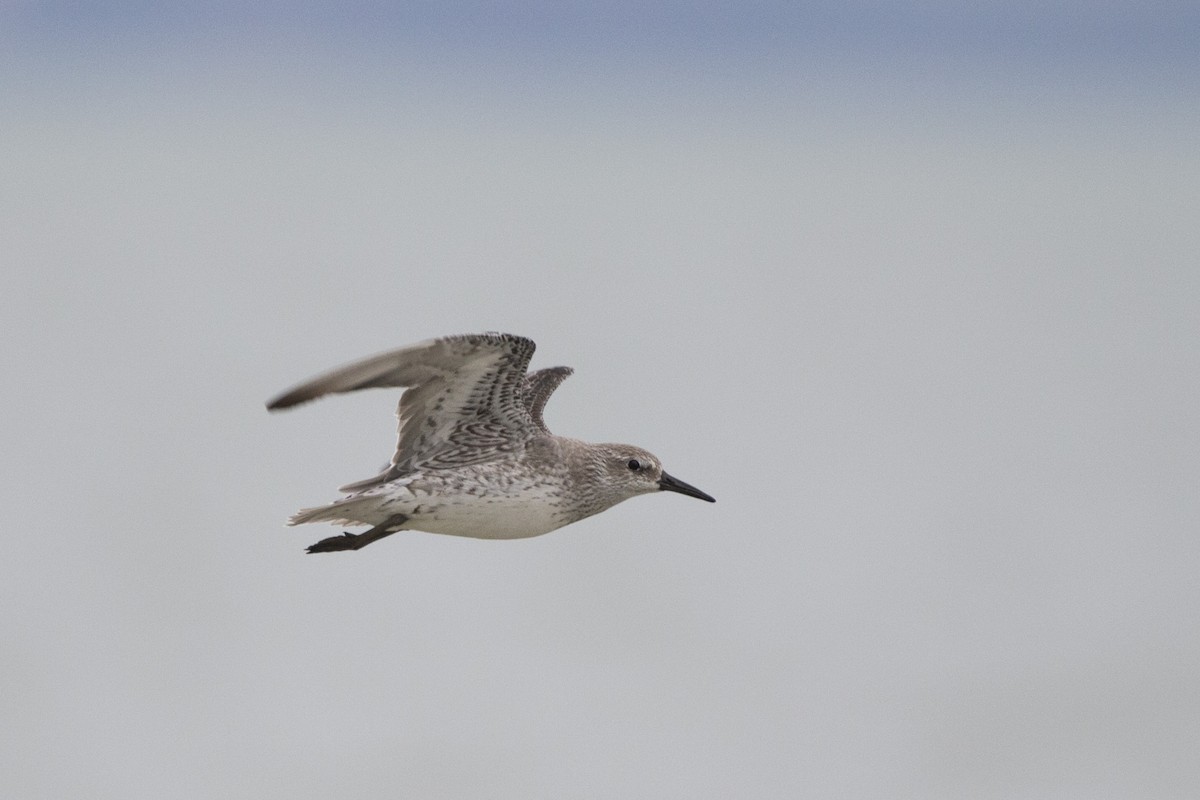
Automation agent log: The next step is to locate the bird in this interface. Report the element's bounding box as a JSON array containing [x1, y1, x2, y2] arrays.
[[267, 332, 715, 553]]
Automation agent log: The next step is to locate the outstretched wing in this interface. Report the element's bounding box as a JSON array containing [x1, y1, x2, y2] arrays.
[[522, 367, 573, 433], [267, 333, 538, 474]]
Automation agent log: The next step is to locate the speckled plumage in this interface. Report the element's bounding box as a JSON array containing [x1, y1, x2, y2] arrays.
[[268, 333, 715, 553]]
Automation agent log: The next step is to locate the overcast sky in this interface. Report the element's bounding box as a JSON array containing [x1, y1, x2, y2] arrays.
[[2, 3, 1198, 798]]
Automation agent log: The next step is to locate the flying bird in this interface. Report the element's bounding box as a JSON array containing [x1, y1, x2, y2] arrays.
[[267, 333, 715, 553]]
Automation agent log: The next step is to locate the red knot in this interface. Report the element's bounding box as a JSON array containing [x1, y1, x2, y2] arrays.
[[267, 333, 715, 553]]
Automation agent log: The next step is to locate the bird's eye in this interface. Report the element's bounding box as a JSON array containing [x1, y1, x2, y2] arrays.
[[627, 459, 641, 471]]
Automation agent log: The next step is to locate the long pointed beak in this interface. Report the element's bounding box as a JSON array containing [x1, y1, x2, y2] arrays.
[[658, 471, 716, 503]]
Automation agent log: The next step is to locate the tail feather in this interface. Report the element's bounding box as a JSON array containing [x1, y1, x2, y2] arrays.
[[286, 476, 413, 527], [288, 496, 379, 526]]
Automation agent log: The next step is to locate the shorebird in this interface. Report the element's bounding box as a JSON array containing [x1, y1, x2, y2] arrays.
[[267, 333, 715, 553]]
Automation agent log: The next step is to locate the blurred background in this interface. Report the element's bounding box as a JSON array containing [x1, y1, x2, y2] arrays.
[[2, 3, 1197, 798]]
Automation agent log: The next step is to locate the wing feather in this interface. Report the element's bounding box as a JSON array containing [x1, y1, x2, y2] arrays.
[[267, 333, 538, 474], [523, 367, 574, 433]]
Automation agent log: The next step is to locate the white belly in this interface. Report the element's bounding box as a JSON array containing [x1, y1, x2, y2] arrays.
[[408, 486, 570, 539], [296, 462, 582, 540]]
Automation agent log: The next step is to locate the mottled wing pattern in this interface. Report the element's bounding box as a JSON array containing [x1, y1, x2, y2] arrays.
[[523, 367, 573, 433], [267, 333, 539, 472], [393, 334, 538, 469]]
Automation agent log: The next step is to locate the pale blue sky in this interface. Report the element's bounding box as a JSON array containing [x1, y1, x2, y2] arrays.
[[7, 2, 1199, 81]]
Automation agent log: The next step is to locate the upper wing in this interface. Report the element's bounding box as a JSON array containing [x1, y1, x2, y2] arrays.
[[268, 333, 538, 472], [522, 367, 574, 433]]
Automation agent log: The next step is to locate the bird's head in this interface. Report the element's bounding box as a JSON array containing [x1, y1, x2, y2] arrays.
[[591, 444, 716, 507]]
